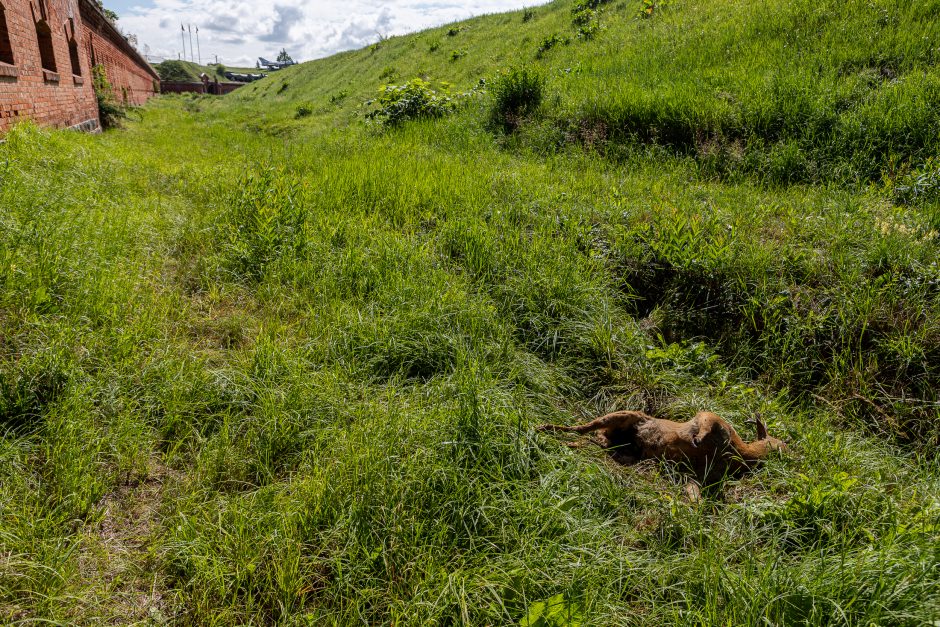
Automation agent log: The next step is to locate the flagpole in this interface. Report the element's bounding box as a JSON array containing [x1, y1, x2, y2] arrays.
[[181, 24, 186, 61], [188, 25, 195, 63], [196, 26, 202, 65]]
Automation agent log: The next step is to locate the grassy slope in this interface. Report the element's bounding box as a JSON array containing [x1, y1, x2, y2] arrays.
[[2, 0, 940, 624], [234, 0, 940, 184], [155, 60, 266, 82]]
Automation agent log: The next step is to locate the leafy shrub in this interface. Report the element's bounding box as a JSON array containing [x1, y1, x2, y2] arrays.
[[578, 20, 601, 39], [572, 7, 596, 25], [489, 67, 545, 132], [640, 0, 668, 17], [446, 26, 463, 37], [573, 4, 602, 38], [379, 66, 396, 80], [329, 90, 348, 105], [277, 82, 288, 95], [572, 0, 612, 9], [449, 49, 468, 62], [294, 103, 313, 119], [429, 41, 441, 52], [536, 33, 570, 58], [522, 8, 536, 22], [521, 594, 585, 627], [92, 64, 125, 129], [366, 79, 457, 127]]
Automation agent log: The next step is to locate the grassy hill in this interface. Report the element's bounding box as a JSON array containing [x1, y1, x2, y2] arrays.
[[2, 0, 940, 624], [234, 0, 940, 185], [155, 59, 266, 82]]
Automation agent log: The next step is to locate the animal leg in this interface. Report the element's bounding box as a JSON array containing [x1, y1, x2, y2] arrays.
[[537, 410, 651, 435], [691, 412, 733, 448], [565, 435, 608, 449]]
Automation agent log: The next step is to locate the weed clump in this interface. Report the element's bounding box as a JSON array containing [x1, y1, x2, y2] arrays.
[[218, 168, 305, 281], [367, 79, 457, 127], [894, 157, 940, 206], [92, 64, 126, 129], [572, 4, 602, 39], [489, 67, 545, 132], [535, 33, 570, 58], [294, 103, 313, 119]]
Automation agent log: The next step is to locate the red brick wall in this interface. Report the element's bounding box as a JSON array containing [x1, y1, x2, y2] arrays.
[[0, 0, 159, 133], [161, 80, 246, 96], [79, 0, 157, 107], [0, 0, 99, 132]]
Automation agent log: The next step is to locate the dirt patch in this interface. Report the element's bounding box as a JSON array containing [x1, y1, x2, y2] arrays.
[[74, 454, 178, 625]]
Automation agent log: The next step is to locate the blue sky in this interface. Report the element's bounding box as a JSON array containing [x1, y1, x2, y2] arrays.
[[104, 0, 149, 11], [109, 1, 546, 67]]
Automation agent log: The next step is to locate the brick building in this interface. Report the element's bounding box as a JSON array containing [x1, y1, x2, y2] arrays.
[[0, 0, 158, 133]]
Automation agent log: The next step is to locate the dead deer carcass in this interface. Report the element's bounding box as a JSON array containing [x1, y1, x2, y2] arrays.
[[537, 410, 786, 481]]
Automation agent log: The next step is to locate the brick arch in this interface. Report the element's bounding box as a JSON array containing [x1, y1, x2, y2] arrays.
[[65, 19, 80, 75], [35, 19, 57, 72]]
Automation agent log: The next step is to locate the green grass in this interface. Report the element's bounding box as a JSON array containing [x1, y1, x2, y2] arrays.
[[155, 60, 265, 82], [2, 0, 940, 624]]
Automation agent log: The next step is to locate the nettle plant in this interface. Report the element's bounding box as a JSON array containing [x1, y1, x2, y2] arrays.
[[366, 78, 483, 127]]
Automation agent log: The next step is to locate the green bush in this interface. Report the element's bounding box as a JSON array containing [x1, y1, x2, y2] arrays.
[[535, 33, 570, 58], [92, 64, 126, 130], [294, 103, 314, 119], [572, 6, 596, 26], [489, 67, 545, 132], [366, 79, 457, 127]]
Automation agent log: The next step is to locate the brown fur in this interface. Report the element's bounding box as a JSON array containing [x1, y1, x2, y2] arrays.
[[537, 410, 786, 482]]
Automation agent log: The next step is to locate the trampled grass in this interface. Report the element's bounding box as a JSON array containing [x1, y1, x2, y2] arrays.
[[2, 0, 940, 624]]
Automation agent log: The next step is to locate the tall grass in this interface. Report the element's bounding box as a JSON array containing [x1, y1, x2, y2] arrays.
[[2, 0, 940, 623]]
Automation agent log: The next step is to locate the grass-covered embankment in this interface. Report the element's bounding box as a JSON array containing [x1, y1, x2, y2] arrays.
[[2, 0, 940, 624]]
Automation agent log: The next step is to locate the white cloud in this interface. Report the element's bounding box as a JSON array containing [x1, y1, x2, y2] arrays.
[[118, 1, 547, 67]]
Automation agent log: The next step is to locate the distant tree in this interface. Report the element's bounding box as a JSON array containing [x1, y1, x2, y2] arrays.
[[277, 49, 294, 64]]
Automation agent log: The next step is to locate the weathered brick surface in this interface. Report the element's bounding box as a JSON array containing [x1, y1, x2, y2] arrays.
[[0, 0, 158, 133], [80, 0, 157, 107]]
